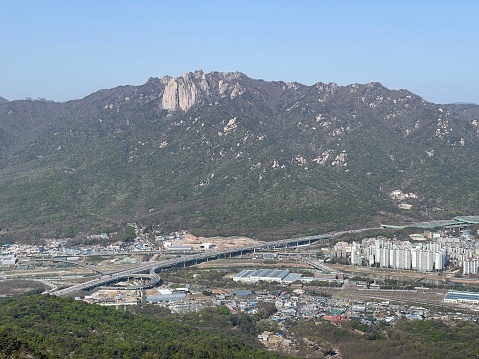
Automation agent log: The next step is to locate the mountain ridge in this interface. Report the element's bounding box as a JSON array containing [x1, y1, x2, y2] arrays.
[[0, 71, 478, 241]]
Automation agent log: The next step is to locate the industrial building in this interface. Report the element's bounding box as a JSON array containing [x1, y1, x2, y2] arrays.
[[146, 293, 187, 303], [0, 255, 17, 266], [233, 269, 302, 284], [444, 290, 479, 305]]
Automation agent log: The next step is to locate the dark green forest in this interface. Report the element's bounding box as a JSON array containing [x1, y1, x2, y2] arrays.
[[0, 295, 289, 359]]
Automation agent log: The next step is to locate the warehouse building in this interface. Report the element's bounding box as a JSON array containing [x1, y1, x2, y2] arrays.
[[444, 290, 479, 304], [233, 269, 302, 284], [0, 255, 17, 266]]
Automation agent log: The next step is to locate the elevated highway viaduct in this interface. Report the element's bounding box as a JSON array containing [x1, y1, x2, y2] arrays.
[[51, 233, 335, 296]]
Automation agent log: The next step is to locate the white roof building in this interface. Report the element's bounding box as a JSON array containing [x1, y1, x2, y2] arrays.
[[444, 290, 479, 304], [1, 255, 17, 266]]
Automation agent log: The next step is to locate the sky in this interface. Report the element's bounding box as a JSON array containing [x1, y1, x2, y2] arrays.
[[1, 0, 478, 104]]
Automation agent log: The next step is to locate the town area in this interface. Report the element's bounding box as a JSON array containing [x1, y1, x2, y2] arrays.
[[1, 220, 479, 356]]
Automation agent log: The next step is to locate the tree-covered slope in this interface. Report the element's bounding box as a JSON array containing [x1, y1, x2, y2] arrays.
[[290, 317, 479, 359], [0, 71, 478, 241], [0, 295, 289, 359]]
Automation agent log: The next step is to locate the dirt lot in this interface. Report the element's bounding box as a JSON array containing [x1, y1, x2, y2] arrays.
[[168, 234, 259, 250]]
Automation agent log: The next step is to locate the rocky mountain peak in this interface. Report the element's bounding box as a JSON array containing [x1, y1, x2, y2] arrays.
[[160, 70, 247, 111]]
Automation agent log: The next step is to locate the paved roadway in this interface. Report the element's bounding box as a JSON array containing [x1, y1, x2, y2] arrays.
[[51, 228, 379, 296]]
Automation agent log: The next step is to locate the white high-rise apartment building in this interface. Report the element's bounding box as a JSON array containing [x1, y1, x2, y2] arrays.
[[358, 237, 449, 272], [463, 258, 479, 275]]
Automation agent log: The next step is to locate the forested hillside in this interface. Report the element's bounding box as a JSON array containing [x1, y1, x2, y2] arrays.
[[1, 71, 478, 241], [0, 295, 289, 359]]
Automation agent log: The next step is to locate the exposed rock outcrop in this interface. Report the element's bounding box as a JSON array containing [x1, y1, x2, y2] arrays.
[[160, 70, 245, 111]]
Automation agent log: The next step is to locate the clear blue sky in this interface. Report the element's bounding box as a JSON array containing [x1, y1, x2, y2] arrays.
[[1, 0, 478, 104]]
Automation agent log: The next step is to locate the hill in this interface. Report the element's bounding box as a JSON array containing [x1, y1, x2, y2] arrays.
[[2, 294, 479, 359], [0, 70, 478, 241], [0, 295, 289, 358]]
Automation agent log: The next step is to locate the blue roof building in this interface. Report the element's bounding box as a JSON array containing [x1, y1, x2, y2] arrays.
[[444, 290, 479, 304]]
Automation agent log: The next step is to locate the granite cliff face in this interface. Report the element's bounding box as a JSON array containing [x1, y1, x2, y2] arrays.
[[0, 71, 478, 241], [160, 70, 245, 111]]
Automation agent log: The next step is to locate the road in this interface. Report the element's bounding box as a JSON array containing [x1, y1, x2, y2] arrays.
[[51, 228, 381, 297], [51, 233, 336, 296]]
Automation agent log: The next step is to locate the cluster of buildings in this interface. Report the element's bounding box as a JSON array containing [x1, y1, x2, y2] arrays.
[[437, 236, 479, 275], [332, 237, 449, 272], [331, 230, 479, 274], [215, 287, 446, 323], [389, 189, 419, 210], [367, 238, 445, 272], [0, 236, 155, 259]]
